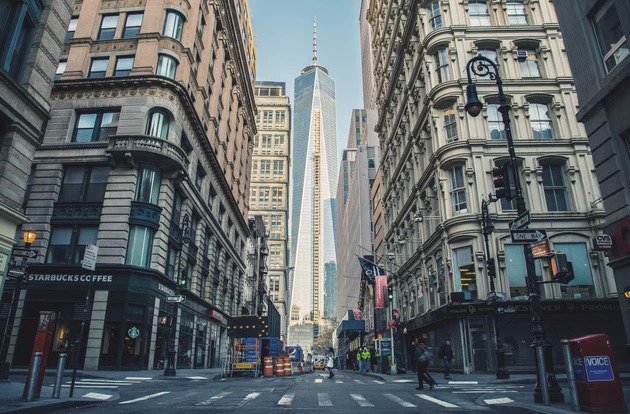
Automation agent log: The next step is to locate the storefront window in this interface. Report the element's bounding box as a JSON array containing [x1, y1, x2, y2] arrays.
[[554, 242, 595, 299], [100, 299, 149, 370], [177, 311, 194, 368], [505, 244, 543, 300], [194, 325, 207, 368]]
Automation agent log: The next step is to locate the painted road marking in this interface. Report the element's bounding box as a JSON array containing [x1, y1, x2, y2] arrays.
[[238, 392, 260, 408], [453, 390, 518, 394], [277, 393, 295, 406], [335, 379, 343, 384], [315, 378, 323, 383], [485, 397, 515, 405], [372, 380, 385, 384], [80, 379, 137, 383], [119, 391, 170, 405], [62, 385, 118, 389], [124, 377, 152, 380], [353, 379, 364, 384], [384, 393, 416, 408], [392, 379, 414, 383], [187, 376, 208, 380], [448, 380, 478, 385], [82, 392, 112, 400], [351, 394, 374, 407], [197, 391, 232, 405], [416, 394, 459, 408], [318, 393, 332, 407]]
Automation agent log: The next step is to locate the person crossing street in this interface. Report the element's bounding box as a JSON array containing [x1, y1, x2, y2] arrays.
[[438, 338, 454, 379], [414, 339, 436, 390]]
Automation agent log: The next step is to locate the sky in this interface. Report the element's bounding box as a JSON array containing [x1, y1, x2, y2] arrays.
[[248, 0, 363, 160]]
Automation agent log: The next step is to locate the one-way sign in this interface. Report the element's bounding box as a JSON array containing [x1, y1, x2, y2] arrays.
[[166, 295, 186, 303], [510, 229, 547, 244], [11, 248, 38, 259], [509, 211, 531, 230]]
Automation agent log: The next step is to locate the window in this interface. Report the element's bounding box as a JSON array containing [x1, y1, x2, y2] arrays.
[[261, 135, 272, 148], [434, 47, 450, 82], [172, 191, 184, 229], [47, 225, 98, 264], [195, 164, 206, 190], [518, 48, 540, 78], [506, 0, 527, 25], [123, 12, 143, 38], [73, 109, 120, 142], [65, 16, 78, 42], [1, 0, 44, 78], [208, 184, 216, 205], [88, 57, 108, 78], [59, 165, 109, 203], [156, 54, 177, 78], [262, 110, 273, 124], [468, 0, 490, 26], [273, 160, 284, 175], [477, 48, 498, 78], [505, 244, 543, 300], [98, 14, 118, 40], [452, 246, 475, 300], [114, 55, 134, 77], [146, 108, 170, 139], [136, 167, 161, 204], [592, 1, 629, 72], [166, 246, 177, 278], [274, 134, 284, 147], [275, 111, 286, 124], [487, 104, 506, 140], [163, 10, 184, 41], [260, 160, 271, 174], [428, 1, 442, 29], [126, 226, 154, 267], [55, 60, 66, 80], [449, 165, 467, 212], [554, 242, 595, 299], [529, 103, 553, 139], [443, 107, 458, 142], [542, 163, 568, 211]]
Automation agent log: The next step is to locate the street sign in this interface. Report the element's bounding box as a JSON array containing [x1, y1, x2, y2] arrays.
[[509, 211, 531, 230], [510, 229, 547, 244], [7, 269, 25, 278], [81, 243, 98, 271], [166, 295, 186, 303], [11, 248, 38, 259], [531, 239, 552, 258], [593, 234, 613, 251]]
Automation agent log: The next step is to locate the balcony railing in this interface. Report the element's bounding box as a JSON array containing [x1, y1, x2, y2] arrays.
[[106, 134, 189, 173]]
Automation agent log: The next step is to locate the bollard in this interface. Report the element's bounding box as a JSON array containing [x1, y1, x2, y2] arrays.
[[24, 352, 43, 402], [561, 339, 580, 412], [536, 344, 550, 406], [52, 353, 68, 399]]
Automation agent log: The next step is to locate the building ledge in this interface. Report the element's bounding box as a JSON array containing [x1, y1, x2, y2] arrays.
[[106, 134, 189, 173]]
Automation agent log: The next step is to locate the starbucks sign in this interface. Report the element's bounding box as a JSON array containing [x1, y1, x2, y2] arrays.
[[127, 326, 140, 339]]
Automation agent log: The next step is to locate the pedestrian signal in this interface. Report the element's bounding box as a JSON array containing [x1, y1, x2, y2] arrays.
[[550, 253, 574, 284]]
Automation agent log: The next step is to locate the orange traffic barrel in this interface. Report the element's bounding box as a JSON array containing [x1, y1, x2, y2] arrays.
[[263, 357, 273, 377], [284, 359, 292, 376], [274, 358, 284, 376]]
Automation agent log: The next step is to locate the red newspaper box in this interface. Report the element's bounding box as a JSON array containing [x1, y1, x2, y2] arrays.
[[569, 333, 627, 413]]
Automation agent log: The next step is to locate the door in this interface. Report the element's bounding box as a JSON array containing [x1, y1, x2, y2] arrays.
[[470, 327, 489, 372]]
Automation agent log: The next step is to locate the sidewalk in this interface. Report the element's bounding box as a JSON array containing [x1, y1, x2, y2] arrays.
[[347, 370, 630, 413], [0, 367, 224, 413]]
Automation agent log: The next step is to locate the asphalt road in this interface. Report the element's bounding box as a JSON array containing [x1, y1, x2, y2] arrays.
[[46, 370, 524, 413]]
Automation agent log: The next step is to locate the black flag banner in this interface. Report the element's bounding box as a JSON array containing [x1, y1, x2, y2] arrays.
[[358, 255, 386, 283]]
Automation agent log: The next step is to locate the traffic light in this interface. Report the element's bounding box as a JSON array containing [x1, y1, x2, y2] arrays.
[[550, 253, 574, 284], [387, 286, 394, 302], [492, 163, 512, 200]]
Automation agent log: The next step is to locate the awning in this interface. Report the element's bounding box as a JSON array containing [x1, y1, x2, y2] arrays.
[[335, 319, 365, 338]]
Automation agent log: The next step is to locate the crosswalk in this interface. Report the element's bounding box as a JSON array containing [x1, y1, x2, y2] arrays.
[[59, 376, 153, 390]]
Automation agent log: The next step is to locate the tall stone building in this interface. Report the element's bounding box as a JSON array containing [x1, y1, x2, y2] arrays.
[[554, 0, 630, 350], [250, 81, 291, 339], [364, 0, 623, 372], [6, 0, 257, 371], [0, 0, 74, 303], [288, 21, 338, 351]]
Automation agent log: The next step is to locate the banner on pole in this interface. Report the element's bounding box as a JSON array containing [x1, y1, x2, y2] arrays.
[[352, 308, 362, 320], [375, 275, 387, 308]]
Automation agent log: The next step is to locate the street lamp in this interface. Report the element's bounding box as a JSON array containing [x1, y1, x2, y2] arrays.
[[0, 228, 37, 380], [481, 198, 509, 379], [465, 55, 563, 401], [164, 214, 191, 377]]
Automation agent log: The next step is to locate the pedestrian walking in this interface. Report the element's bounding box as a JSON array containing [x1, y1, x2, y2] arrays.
[[326, 351, 335, 378], [356, 350, 363, 372], [438, 338, 454, 379], [414, 339, 436, 390], [362, 347, 371, 372]]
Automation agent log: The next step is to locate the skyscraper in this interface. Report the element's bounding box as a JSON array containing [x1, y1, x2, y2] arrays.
[[288, 20, 338, 350]]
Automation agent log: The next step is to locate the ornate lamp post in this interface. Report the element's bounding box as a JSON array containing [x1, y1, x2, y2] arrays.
[[0, 229, 37, 380], [164, 215, 191, 377], [465, 55, 563, 402]]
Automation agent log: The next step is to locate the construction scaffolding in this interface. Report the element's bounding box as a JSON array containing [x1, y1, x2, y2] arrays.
[[225, 337, 261, 377]]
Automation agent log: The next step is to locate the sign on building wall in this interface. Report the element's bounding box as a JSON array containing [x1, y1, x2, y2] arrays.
[[375, 275, 387, 308]]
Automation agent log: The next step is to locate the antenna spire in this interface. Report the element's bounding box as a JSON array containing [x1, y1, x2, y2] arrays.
[[312, 17, 318, 65]]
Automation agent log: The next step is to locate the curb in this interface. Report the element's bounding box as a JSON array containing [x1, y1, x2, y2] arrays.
[[1, 399, 103, 414]]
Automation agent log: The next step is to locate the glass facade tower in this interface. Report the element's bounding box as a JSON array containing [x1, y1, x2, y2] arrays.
[[288, 21, 338, 351]]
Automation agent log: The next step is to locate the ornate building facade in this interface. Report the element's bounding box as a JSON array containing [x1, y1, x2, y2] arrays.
[[6, 0, 257, 371], [365, 0, 624, 372], [250, 81, 291, 339]]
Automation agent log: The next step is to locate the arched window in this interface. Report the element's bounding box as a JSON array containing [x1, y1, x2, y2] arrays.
[[448, 164, 467, 213], [487, 104, 506, 140], [434, 47, 450, 82], [428, 1, 442, 30], [156, 54, 178, 78], [528, 102, 553, 139], [162, 10, 184, 41], [146, 108, 170, 139]]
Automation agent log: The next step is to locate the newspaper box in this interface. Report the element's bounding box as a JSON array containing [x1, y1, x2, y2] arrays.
[[569, 333, 626, 413]]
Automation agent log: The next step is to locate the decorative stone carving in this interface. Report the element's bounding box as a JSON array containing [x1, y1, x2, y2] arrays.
[[129, 201, 163, 230], [52, 203, 102, 222]]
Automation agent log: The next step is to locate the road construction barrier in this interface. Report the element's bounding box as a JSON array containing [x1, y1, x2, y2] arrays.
[[263, 356, 273, 377], [283, 358, 292, 376], [274, 358, 284, 376]]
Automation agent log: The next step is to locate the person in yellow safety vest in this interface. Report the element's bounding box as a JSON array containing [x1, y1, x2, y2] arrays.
[[356, 350, 363, 372], [362, 347, 371, 372]]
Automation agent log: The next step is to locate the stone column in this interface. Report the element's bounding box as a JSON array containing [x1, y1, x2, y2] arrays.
[[84, 290, 109, 370]]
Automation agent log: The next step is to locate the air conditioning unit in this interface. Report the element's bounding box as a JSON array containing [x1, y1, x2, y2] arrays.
[[516, 50, 528, 62]]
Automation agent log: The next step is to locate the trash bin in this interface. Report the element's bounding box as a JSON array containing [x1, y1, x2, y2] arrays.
[[569, 333, 627, 413]]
